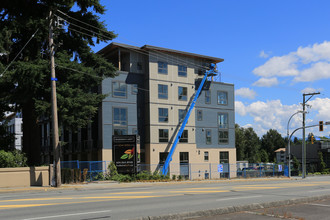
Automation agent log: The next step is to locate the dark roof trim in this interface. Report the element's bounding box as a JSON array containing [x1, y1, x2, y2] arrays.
[[98, 42, 224, 63]]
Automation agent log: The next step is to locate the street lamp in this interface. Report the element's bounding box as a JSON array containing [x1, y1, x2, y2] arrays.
[[287, 110, 306, 177]]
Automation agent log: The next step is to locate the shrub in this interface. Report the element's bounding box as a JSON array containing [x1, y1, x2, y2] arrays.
[[177, 175, 183, 181], [108, 162, 118, 177], [111, 174, 132, 182], [172, 175, 176, 180], [0, 150, 27, 168]]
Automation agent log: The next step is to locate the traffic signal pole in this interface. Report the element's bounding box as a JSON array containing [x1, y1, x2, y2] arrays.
[[302, 92, 320, 178]]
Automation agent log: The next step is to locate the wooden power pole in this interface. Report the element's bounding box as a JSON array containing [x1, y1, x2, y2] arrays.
[[49, 10, 61, 187]]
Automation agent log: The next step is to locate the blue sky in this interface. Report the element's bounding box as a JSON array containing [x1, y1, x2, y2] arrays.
[[91, 0, 330, 138]]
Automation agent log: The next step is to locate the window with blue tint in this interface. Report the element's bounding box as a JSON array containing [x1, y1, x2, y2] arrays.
[[205, 90, 211, 104], [113, 128, 127, 135], [113, 107, 128, 135], [158, 61, 168, 74], [206, 129, 212, 144], [197, 110, 203, 121], [158, 84, 168, 99], [218, 113, 228, 144], [112, 81, 127, 98], [178, 109, 186, 122], [218, 113, 228, 129], [158, 108, 168, 122], [159, 129, 169, 142], [217, 91, 228, 105], [132, 84, 138, 95], [178, 86, 187, 101], [113, 108, 127, 126], [178, 65, 187, 77]]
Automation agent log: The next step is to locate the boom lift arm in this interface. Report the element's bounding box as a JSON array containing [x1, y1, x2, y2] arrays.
[[161, 64, 217, 175]]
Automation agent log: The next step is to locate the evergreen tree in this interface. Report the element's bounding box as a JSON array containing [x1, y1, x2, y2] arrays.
[[261, 129, 285, 162], [0, 1, 116, 165]]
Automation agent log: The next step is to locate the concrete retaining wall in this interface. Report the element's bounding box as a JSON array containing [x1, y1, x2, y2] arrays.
[[0, 166, 50, 187]]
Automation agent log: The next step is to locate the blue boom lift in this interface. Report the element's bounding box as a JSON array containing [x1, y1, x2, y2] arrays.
[[161, 63, 217, 175]]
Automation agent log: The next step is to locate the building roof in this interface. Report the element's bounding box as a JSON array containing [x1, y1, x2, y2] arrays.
[[274, 148, 286, 153], [98, 42, 224, 63]]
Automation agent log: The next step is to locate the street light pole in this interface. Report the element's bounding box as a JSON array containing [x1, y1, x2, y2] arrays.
[[287, 111, 305, 178], [302, 92, 320, 179]]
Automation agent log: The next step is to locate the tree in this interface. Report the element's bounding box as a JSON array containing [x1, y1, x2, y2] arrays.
[[235, 124, 245, 161], [0, 1, 116, 165], [261, 129, 285, 162], [235, 124, 261, 163], [243, 127, 261, 163]]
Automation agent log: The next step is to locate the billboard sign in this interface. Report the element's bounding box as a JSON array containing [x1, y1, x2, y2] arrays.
[[112, 135, 140, 174]]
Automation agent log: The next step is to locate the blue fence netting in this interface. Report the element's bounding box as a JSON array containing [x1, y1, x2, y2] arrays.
[[61, 160, 110, 181], [60, 161, 287, 181]]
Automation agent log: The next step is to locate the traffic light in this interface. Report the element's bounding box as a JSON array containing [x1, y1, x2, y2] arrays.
[[311, 135, 314, 144], [319, 121, 324, 132]]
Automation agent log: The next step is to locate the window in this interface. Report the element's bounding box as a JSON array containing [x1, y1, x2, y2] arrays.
[[178, 109, 186, 122], [178, 65, 187, 77], [180, 152, 189, 163], [206, 129, 212, 144], [112, 81, 127, 98], [159, 129, 169, 142], [158, 108, 168, 123], [205, 90, 211, 104], [218, 130, 228, 144], [179, 130, 188, 143], [158, 84, 168, 99], [113, 128, 127, 135], [218, 113, 228, 129], [159, 152, 169, 165], [113, 107, 127, 135], [132, 128, 138, 135], [178, 86, 187, 101], [158, 61, 168, 74], [132, 84, 138, 95], [220, 151, 229, 164], [218, 113, 228, 144], [197, 110, 203, 121], [217, 91, 228, 105], [204, 151, 209, 161]]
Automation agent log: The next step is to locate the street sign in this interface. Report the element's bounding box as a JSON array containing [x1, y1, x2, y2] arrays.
[[218, 164, 223, 173]]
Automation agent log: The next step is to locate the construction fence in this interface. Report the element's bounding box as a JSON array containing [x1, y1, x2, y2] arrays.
[[61, 161, 286, 181]]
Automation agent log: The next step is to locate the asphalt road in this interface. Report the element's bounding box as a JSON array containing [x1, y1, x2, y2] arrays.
[[1, 176, 330, 220]]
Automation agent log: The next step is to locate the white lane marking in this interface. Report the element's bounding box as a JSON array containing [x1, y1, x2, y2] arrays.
[[216, 195, 262, 201], [21, 210, 112, 220], [309, 203, 330, 207], [307, 189, 330, 193]]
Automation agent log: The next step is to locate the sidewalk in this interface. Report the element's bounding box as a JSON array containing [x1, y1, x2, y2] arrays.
[[0, 176, 294, 194]]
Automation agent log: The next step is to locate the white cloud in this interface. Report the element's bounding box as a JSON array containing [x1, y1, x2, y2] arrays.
[[253, 77, 279, 87], [253, 41, 330, 83], [236, 98, 330, 137], [259, 50, 270, 58], [294, 62, 330, 82], [235, 87, 257, 99], [235, 101, 247, 116], [253, 54, 299, 77], [301, 87, 323, 94], [296, 41, 330, 63]]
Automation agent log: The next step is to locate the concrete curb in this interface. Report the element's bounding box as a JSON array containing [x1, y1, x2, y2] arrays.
[[130, 194, 330, 220]]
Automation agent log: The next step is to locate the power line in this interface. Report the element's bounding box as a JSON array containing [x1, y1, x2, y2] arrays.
[[1, 28, 39, 76]]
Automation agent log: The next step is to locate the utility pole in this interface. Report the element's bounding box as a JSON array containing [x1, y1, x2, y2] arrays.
[[49, 10, 61, 187], [302, 92, 320, 178]]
